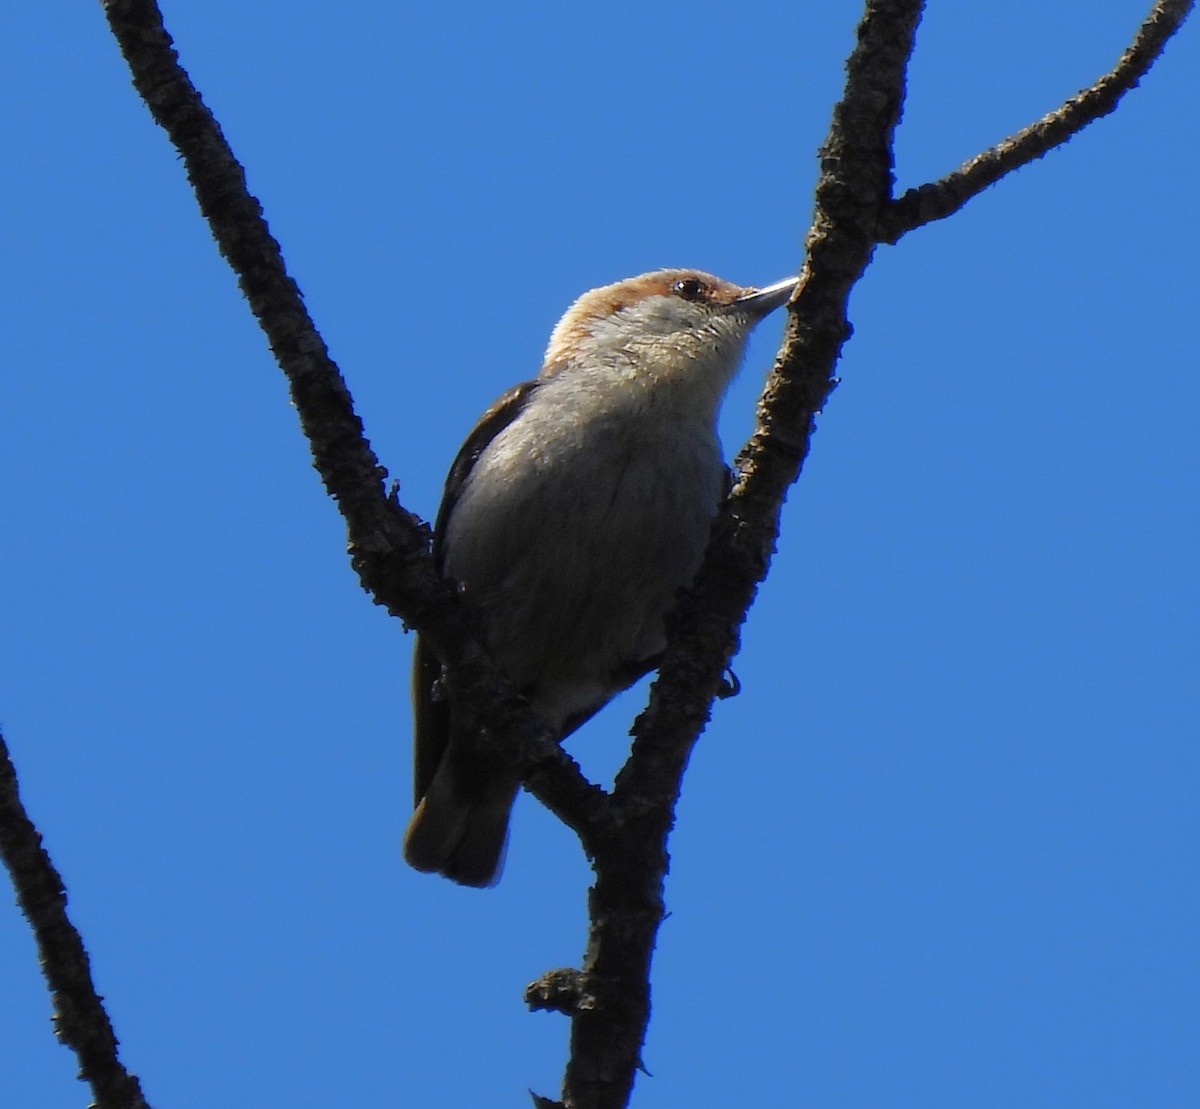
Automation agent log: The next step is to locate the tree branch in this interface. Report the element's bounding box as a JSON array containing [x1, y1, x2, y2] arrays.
[[878, 0, 1193, 243], [0, 729, 152, 1109], [548, 4, 927, 1107], [99, 2, 424, 618], [99, 0, 604, 844], [523, 755, 615, 858], [542, 2, 1190, 1100]]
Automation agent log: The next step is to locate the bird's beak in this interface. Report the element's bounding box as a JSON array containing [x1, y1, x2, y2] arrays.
[[736, 275, 799, 319]]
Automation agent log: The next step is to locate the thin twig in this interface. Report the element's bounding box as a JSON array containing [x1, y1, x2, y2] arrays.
[[879, 0, 1193, 243], [0, 729, 152, 1109]]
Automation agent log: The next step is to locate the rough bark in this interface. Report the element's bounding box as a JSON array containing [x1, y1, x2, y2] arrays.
[[0, 731, 152, 1109]]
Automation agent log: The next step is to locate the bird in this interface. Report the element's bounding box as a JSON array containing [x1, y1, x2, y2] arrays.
[[403, 267, 798, 886]]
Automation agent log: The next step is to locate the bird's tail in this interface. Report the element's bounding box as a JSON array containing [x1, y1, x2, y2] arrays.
[[403, 754, 518, 888]]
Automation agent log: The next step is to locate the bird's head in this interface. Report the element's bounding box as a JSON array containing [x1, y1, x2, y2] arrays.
[[540, 269, 797, 410]]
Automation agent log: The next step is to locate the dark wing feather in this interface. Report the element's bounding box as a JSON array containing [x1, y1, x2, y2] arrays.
[[430, 379, 543, 561], [410, 636, 450, 805], [410, 379, 542, 804]]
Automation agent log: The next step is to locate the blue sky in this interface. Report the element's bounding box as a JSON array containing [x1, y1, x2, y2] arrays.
[[2, 3, 1197, 1106]]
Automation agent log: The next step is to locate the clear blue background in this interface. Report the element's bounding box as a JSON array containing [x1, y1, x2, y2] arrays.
[[2, 3, 1196, 1106]]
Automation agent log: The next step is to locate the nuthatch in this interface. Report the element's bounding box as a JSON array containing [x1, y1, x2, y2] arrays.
[[404, 268, 798, 886]]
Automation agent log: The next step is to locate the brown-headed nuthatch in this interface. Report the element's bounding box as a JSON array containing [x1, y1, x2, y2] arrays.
[[403, 268, 798, 886]]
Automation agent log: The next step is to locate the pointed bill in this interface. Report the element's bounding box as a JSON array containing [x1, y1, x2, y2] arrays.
[[735, 275, 799, 319]]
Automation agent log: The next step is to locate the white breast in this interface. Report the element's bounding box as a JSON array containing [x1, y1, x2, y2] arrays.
[[442, 378, 726, 726]]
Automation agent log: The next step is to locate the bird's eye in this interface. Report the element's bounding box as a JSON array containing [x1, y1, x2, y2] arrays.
[[673, 277, 706, 301]]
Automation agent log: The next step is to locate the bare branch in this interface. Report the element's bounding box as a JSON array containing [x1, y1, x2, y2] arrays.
[[546, 4, 927, 1106], [546, 2, 1191, 1092], [879, 0, 1193, 243], [99, 2, 425, 615], [0, 729, 152, 1109], [99, 0, 603, 843], [523, 756, 615, 857]]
